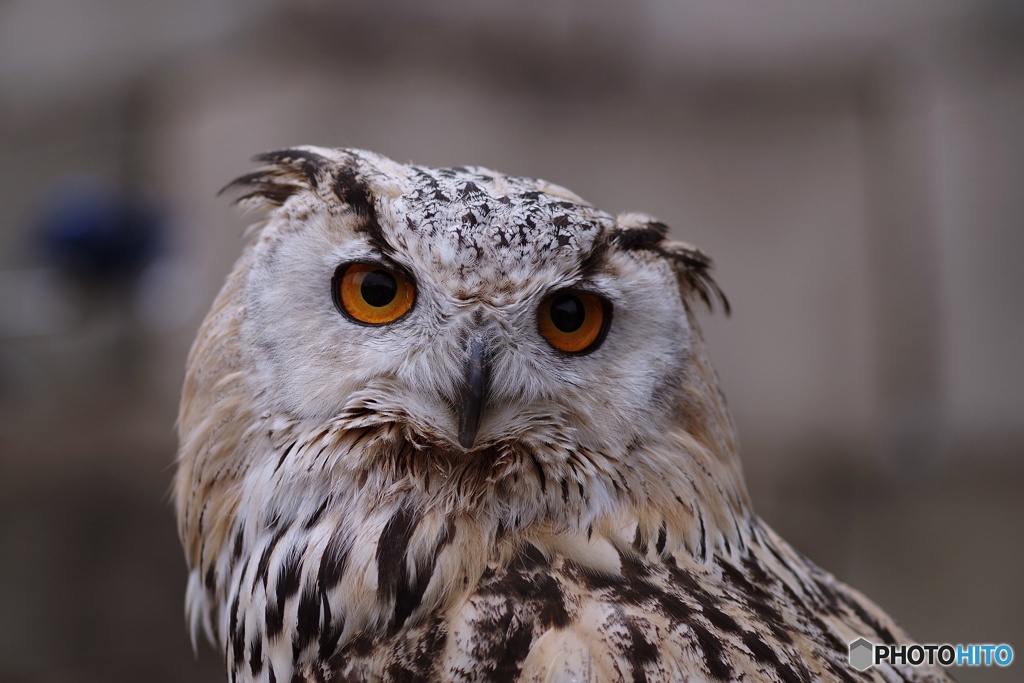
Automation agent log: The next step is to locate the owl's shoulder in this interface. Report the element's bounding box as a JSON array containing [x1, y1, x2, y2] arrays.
[[429, 529, 951, 683]]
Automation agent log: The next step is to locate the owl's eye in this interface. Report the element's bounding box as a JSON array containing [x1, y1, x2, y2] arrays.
[[538, 291, 611, 354], [333, 263, 415, 325]]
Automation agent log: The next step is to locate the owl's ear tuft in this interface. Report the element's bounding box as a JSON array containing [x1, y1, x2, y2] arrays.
[[219, 148, 332, 210], [658, 241, 730, 315], [611, 219, 670, 251], [613, 214, 729, 315]]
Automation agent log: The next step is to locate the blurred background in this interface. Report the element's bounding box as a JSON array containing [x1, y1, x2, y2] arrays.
[[1, 1, 1022, 681]]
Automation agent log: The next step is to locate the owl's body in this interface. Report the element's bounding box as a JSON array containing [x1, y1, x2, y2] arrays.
[[175, 148, 951, 682]]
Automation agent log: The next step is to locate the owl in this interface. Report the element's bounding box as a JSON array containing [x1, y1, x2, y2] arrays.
[[175, 147, 953, 682]]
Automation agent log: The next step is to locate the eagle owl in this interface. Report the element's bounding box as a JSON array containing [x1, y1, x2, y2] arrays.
[[175, 147, 952, 682]]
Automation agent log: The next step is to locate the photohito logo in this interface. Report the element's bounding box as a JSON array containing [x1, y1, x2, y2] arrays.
[[848, 639, 1014, 672]]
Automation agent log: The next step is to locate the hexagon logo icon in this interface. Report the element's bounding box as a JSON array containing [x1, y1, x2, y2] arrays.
[[849, 638, 874, 671]]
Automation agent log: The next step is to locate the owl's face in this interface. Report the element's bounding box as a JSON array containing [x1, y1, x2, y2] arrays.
[[233, 149, 718, 460]]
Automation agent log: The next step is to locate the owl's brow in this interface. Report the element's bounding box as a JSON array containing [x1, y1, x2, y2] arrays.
[[578, 234, 612, 279], [332, 164, 395, 258]]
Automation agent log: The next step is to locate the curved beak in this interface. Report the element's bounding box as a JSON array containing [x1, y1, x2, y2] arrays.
[[457, 334, 489, 449]]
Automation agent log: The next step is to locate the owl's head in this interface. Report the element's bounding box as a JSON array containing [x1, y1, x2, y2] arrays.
[[177, 147, 745, 581], [221, 147, 726, 455]]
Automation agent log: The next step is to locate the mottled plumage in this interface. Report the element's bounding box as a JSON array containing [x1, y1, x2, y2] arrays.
[[175, 147, 952, 682]]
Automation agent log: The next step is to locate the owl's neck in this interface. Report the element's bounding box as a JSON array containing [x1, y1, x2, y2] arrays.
[[183, 390, 754, 673]]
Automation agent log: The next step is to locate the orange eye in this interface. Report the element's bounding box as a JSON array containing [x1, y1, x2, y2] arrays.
[[538, 291, 611, 354], [333, 263, 415, 325]]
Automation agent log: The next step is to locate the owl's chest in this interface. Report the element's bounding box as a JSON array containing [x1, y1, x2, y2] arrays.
[[270, 545, 879, 683]]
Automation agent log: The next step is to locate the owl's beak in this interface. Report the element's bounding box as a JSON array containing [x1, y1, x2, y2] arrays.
[[457, 335, 489, 449]]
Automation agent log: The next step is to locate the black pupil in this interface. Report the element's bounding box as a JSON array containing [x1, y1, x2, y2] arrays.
[[550, 294, 585, 333], [361, 270, 398, 307]]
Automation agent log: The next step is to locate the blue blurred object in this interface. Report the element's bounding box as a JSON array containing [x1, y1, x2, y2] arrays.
[[37, 179, 165, 287]]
